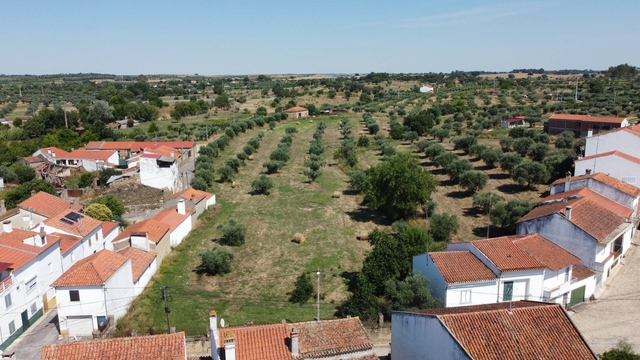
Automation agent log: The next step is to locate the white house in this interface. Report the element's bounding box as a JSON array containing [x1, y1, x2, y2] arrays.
[[53, 250, 134, 337], [391, 302, 597, 360], [585, 125, 640, 158], [139, 153, 179, 192], [0, 224, 64, 350], [32, 147, 75, 167], [39, 210, 105, 272], [116, 247, 156, 296], [501, 116, 526, 128], [65, 149, 119, 172], [419, 85, 434, 93], [574, 150, 640, 186], [550, 173, 640, 213], [164, 187, 216, 221], [111, 219, 171, 264], [517, 192, 633, 300], [0, 192, 77, 234], [152, 200, 194, 247]]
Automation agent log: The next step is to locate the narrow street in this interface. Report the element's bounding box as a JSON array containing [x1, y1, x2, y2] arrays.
[[3, 309, 60, 359]]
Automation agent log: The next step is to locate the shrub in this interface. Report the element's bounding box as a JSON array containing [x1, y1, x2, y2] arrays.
[[500, 153, 523, 174], [480, 148, 503, 168], [198, 248, 234, 276], [84, 203, 113, 221], [445, 159, 472, 182], [429, 213, 459, 242], [289, 272, 315, 304], [424, 143, 446, 160], [190, 176, 208, 191], [490, 199, 536, 231], [251, 175, 274, 195], [0, 166, 18, 184], [357, 136, 370, 147], [453, 136, 478, 154], [367, 123, 380, 135], [433, 152, 457, 168], [90, 195, 125, 219], [513, 137, 535, 157], [78, 172, 95, 188], [472, 192, 504, 214], [285, 126, 298, 134], [512, 160, 550, 188], [10, 164, 35, 184], [263, 160, 285, 174], [217, 219, 247, 246], [217, 166, 235, 183], [308, 141, 324, 155], [349, 170, 367, 193], [459, 171, 489, 193]]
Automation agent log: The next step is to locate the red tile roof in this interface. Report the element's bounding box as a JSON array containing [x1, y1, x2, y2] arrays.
[[412, 301, 597, 360], [102, 221, 119, 237], [587, 125, 640, 138], [284, 106, 308, 113], [144, 146, 182, 160], [41, 332, 186, 360], [572, 264, 596, 281], [509, 234, 581, 271], [113, 219, 170, 244], [295, 318, 374, 358], [502, 116, 526, 123], [429, 251, 497, 284], [85, 141, 195, 151], [67, 149, 117, 161], [166, 187, 214, 204], [39, 147, 72, 159], [219, 324, 293, 360], [44, 211, 103, 238], [18, 192, 73, 218], [518, 198, 628, 242], [0, 229, 62, 270], [152, 207, 194, 232], [55, 232, 82, 254], [472, 237, 545, 272], [576, 150, 640, 166], [550, 173, 640, 197], [541, 188, 633, 218], [22, 155, 45, 164], [52, 249, 129, 287], [117, 247, 156, 282], [217, 317, 373, 360], [550, 113, 626, 124]]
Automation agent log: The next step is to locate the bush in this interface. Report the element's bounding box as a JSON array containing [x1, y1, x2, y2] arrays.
[[500, 153, 523, 174], [78, 172, 95, 188], [90, 194, 125, 219], [251, 175, 274, 195], [555, 131, 575, 149], [349, 170, 366, 193], [453, 136, 478, 154], [357, 136, 370, 147], [445, 159, 472, 182], [480, 148, 503, 168], [528, 143, 550, 162], [513, 137, 535, 157], [10, 164, 35, 184], [198, 248, 234, 276], [4, 179, 57, 209], [424, 143, 445, 160], [84, 203, 113, 221], [270, 148, 290, 162], [308, 141, 324, 155], [490, 199, 536, 231], [472, 192, 504, 214], [512, 160, 550, 188], [383, 274, 440, 313], [217, 219, 247, 246], [190, 176, 208, 191], [429, 213, 459, 242], [289, 272, 315, 304], [0, 166, 18, 184], [285, 126, 297, 134], [263, 160, 285, 174], [459, 171, 489, 193], [217, 166, 235, 183], [226, 158, 242, 172], [433, 152, 457, 168], [367, 123, 380, 135]]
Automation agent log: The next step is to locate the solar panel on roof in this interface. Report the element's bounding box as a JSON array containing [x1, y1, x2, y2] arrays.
[[60, 218, 74, 225], [65, 212, 84, 222]]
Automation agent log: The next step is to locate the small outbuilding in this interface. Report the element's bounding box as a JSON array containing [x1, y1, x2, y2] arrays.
[[501, 116, 526, 128], [419, 85, 434, 93], [284, 106, 309, 119]]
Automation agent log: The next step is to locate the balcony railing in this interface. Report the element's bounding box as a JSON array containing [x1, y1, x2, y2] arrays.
[[0, 275, 13, 296]]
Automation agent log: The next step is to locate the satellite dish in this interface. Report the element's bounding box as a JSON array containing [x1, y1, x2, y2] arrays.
[[220, 318, 225, 328]]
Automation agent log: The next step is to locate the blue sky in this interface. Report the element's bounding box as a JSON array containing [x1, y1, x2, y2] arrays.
[[1, 0, 637, 75]]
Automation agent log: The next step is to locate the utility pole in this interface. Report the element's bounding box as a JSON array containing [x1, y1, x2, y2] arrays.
[[575, 76, 579, 102], [316, 270, 320, 322], [18, 85, 22, 98], [64, 106, 68, 128], [161, 286, 171, 333]]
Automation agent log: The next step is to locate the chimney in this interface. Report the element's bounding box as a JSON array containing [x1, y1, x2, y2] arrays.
[[47, 148, 51, 154], [585, 169, 592, 175], [170, 152, 175, 158], [565, 206, 572, 220], [31, 190, 36, 197], [209, 311, 220, 360], [3, 220, 12, 233], [177, 200, 186, 215], [224, 334, 236, 360], [290, 328, 299, 357], [565, 172, 572, 193], [52, 151, 56, 158], [587, 128, 593, 137]]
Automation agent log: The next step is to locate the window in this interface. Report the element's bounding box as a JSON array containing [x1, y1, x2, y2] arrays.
[[8, 320, 15, 335], [70, 252, 75, 262], [69, 290, 80, 302], [4, 293, 12, 309], [49, 262, 53, 274], [30, 302, 37, 315], [88, 236, 92, 247], [503, 282, 513, 302], [460, 290, 471, 304], [40, 235, 46, 245], [26, 277, 37, 295]]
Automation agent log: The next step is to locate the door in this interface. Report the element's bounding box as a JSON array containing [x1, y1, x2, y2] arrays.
[[512, 280, 528, 300], [21, 310, 29, 331], [503, 282, 513, 301], [570, 285, 586, 307], [67, 316, 94, 336]]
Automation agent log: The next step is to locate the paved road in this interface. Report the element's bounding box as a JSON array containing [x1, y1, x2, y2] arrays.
[[4, 309, 60, 359], [570, 235, 640, 355]]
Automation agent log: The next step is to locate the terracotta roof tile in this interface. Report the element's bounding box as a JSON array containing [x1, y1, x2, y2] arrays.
[[572, 264, 596, 281], [52, 249, 129, 287], [519, 197, 628, 242], [472, 237, 545, 272], [86, 141, 195, 151], [152, 207, 194, 232], [166, 187, 214, 204], [113, 219, 170, 244], [432, 302, 597, 360], [18, 192, 73, 218], [550, 173, 640, 197], [508, 234, 581, 271], [22, 155, 45, 163], [39, 147, 72, 158], [118, 247, 156, 282], [43, 211, 103, 238], [55, 232, 82, 254], [66, 149, 117, 161], [550, 113, 626, 124], [218, 323, 293, 360], [0, 207, 20, 222], [284, 106, 308, 113], [576, 150, 640, 165], [541, 188, 633, 218], [429, 251, 497, 284], [102, 221, 119, 237], [144, 146, 182, 160], [588, 125, 640, 138], [41, 332, 186, 360], [296, 318, 373, 358], [0, 228, 61, 257]]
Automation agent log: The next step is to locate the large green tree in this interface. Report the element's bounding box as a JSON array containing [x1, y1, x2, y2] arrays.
[[363, 152, 437, 220]]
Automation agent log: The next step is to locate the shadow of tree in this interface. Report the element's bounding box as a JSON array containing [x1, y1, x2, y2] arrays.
[[489, 173, 510, 180], [346, 207, 390, 226], [497, 183, 527, 194], [472, 225, 514, 238], [446, 190, 471, 199]]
